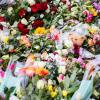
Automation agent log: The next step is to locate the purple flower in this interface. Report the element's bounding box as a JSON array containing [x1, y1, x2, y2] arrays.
[[93, 2, 100, 11], [73, 57, 86, 68]]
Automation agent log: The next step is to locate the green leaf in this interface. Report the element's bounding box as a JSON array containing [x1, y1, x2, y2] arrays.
[[70, 69, 77, 82], [63, 75, 70, 89]]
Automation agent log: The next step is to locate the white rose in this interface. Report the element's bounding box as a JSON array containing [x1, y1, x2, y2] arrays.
[[21, 18, 28, 25], [40, 14, 44, 18], [27, 7, 31, 12], [58, 66, 66, 74], [7, 7, 13, 15], [30, 16, 35, 21], [26, 0, 35, 5], [27, 25, 32, 30], [12, 21, 18, 27], [37, 79, 46, 89]]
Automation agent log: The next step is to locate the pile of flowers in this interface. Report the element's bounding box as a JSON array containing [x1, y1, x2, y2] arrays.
[[0, 0, 100, 100]]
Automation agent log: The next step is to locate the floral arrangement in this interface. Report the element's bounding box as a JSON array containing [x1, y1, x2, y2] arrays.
[[0, 0, 100, 100]]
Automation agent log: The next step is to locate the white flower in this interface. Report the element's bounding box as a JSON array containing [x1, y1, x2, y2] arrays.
[[21, 18, 28, 25], [27, 7, 31, 12], [58, 66, 66, 74], [40, 14, 44, 18], [27, 25, 32, 30], [26, 0, 35, 5], [37, 79, 46, 89], [12, 21, 18, 27], [45, 5, 50, 13], [7, 7, 13, 15], [48, 79, 53, 85], [34, 61, 46, 67], [11, 29, 17, 34], [30, 16, 35, 21]]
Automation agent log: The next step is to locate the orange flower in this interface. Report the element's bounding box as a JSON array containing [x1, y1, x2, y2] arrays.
[[20, 67, 36, 77], [36, 67, 49, 77]]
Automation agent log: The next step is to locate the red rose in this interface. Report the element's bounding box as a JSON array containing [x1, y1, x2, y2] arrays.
[[30, 4, 38, 13], [17, 22, 29, 35], [41, 2, 48, 11], [36, 3, 42, 11], [32, 20, 44, 29], [0, 16, 6, 22], [18, 8, 27, 18]]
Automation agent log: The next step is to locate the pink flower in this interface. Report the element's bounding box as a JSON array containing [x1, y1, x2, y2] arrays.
[[83, 10, 94, 23], [84, 14, 94, 23], [73, 57, 86, 68], [0, 69, 5, 78], [0, 59, 4, 64], [57, 74, 65, 83], [9, 64, 15, 71]]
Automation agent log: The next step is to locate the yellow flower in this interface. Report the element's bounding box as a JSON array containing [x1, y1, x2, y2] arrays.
[[51, 91, 57, 98], [88, 26, 98, 34], [34, 27, 47, 35], [62, 90, 68, 97], [89, 8, 98, 16], [3, 36, 9, 44], [48, 85, 53, 91]]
